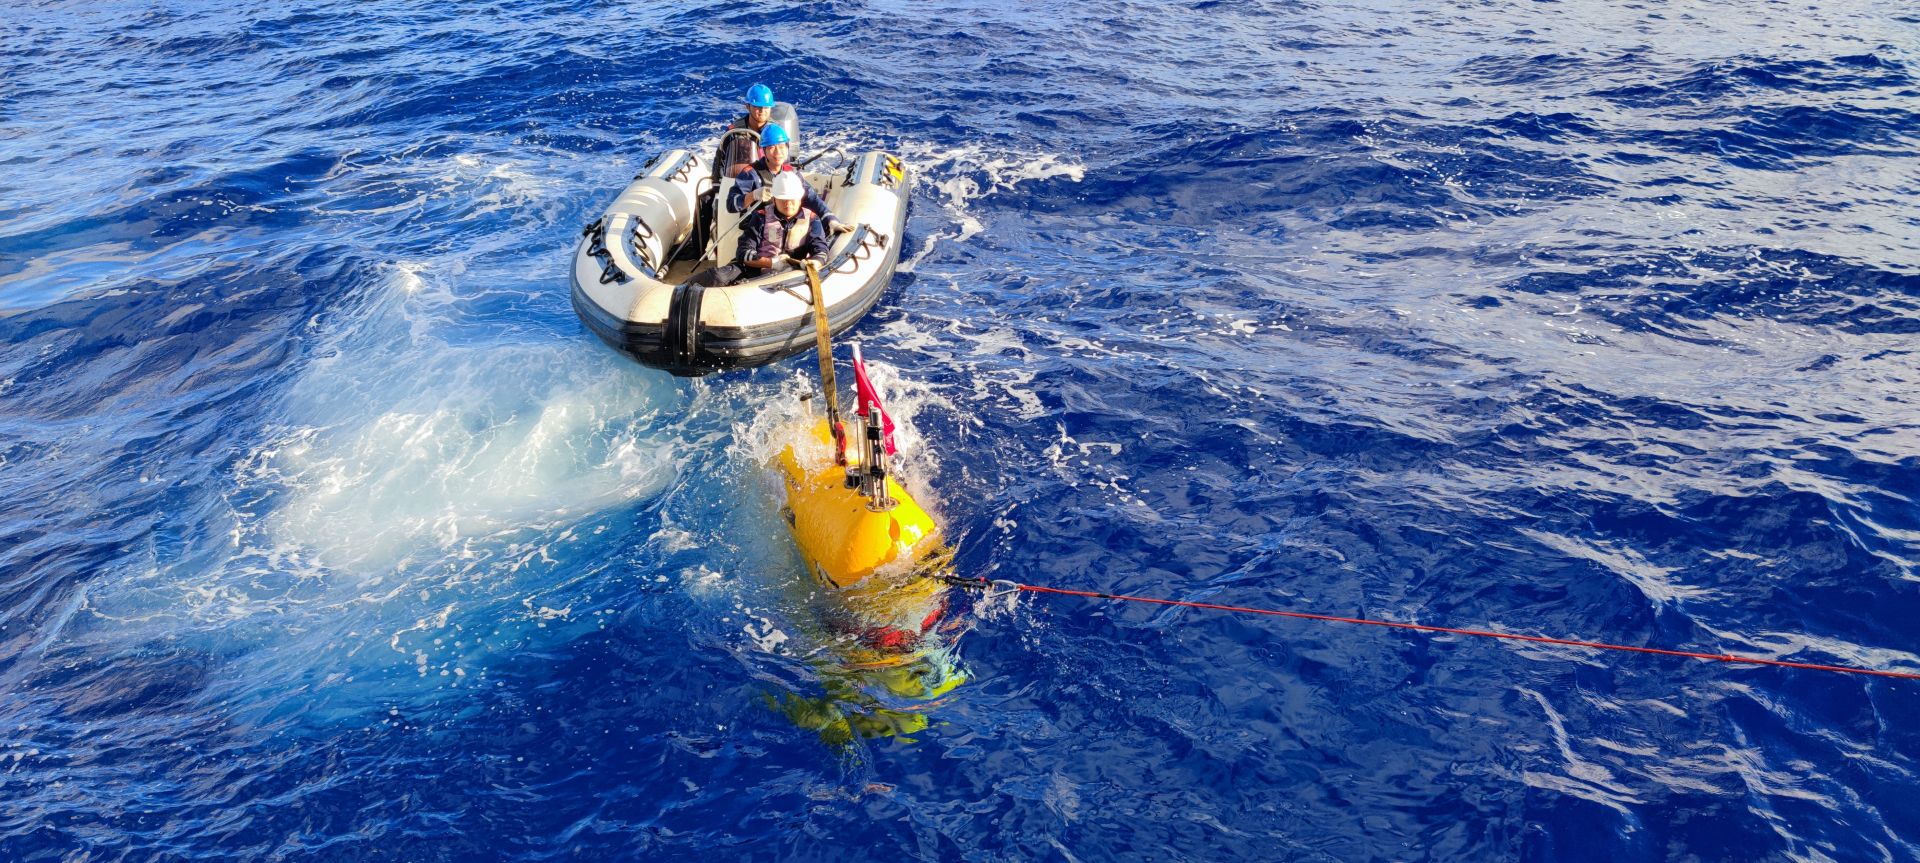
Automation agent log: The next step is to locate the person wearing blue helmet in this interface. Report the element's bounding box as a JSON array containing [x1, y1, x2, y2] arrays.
[[728, 122, 851, 235], [722, 84, 779, 174]]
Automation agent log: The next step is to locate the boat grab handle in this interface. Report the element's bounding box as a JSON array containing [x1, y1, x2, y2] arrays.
[[796, 146, 846, 171], [750, 223, 876, 293]]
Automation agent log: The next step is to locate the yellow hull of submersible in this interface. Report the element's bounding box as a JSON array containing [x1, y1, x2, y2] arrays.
[[767, 419, 966, 742], [773, 420, 948, 628]]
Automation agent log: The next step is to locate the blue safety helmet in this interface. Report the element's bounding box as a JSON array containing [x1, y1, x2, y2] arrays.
[[746, 84, 775, 108], [758, 123, 790, 147]]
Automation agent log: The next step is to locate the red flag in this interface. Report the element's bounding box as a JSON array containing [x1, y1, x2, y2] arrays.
[[850, 343, 896, 455]]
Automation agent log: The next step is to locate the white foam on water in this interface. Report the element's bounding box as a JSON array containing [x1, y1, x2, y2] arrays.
[[900, 144, 1084, 273], [1515, 688, 1647, 818], [78, 251, 689, 713], [315, 146, 577, 230], [1516, 528, 1715, 607], [795, 131, 1083, 275], [255, 262, 679, 572]]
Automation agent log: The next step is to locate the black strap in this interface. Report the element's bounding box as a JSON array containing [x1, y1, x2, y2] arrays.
[[666, 281, 707, 368]]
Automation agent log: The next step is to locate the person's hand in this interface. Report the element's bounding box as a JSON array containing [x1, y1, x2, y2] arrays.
[[755, 186, 773, 205], [785, 255, 810, 270], [829, 221, 855, 235]]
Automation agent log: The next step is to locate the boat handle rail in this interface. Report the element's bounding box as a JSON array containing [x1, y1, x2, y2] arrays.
[[756, 223, 878, 295]]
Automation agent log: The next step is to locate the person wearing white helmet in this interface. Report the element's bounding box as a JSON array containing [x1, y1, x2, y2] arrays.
[[689, 171, 831, 287], [728, 122, 852, 235]]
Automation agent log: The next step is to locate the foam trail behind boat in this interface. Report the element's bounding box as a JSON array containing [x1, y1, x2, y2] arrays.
[[80, 260, 685, 719]]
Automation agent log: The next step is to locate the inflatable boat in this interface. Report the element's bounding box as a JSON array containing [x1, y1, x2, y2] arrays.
[[569, 103, 912, 376]]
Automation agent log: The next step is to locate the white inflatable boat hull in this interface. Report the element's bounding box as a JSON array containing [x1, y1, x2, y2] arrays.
[[570, 136, 911, 376]]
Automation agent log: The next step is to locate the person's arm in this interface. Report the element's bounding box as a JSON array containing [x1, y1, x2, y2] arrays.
[[781, 218, 832, 269], [735, 216, 764, 268], [803, 216, 831, 264], [727, 172, 756, 214], [802, 183, 846, 232], [738, 217, 788, 271]]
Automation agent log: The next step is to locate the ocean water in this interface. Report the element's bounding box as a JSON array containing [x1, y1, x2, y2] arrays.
[[3, 0, 1919, 860]]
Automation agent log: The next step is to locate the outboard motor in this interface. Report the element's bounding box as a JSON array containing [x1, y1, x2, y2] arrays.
[[769, 101, 800, 153]]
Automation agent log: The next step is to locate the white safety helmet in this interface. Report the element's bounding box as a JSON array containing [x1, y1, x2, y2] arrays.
[[770, 171, 805, 202]]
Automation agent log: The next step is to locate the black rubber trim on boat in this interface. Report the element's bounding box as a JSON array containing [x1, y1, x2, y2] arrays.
[[570, 235, 894, 374], [666, 281, 706, 368], [648, 150, 695, 183]]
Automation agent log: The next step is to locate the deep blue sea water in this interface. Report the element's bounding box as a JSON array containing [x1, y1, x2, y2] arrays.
[[5, 1, 1920, 860]]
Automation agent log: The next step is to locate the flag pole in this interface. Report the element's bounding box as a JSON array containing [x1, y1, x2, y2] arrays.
[[850, 342, 896, 511]]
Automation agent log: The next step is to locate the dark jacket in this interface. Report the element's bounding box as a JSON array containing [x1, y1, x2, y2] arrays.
[[727, 159, 838, 227], [735, 206, 830, 278]]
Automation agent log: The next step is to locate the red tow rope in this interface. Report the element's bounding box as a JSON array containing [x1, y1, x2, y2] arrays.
[[942, 576, 1920, 681]]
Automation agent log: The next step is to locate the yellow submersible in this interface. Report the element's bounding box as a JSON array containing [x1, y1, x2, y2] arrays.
[[773, 418, 949, 632], [760, 263, 965, 743]]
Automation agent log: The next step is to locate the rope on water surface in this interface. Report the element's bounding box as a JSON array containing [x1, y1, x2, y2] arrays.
[[937, 575, 1920, 681]]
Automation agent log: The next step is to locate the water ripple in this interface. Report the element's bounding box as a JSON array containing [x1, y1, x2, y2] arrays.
[[3, 0, 1919, 860]]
